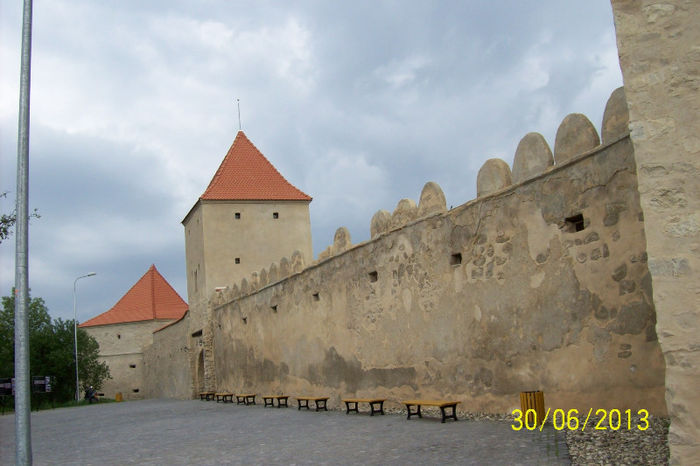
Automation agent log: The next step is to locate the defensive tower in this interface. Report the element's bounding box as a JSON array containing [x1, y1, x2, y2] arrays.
[[182, 130, 313, 332]]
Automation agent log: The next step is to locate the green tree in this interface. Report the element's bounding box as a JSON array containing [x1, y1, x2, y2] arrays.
[[0, 191, 40, 244], [0, 291, 110, 402]]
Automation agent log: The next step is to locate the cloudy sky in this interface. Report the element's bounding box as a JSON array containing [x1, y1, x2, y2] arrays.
[[0, 0, 622, 323]]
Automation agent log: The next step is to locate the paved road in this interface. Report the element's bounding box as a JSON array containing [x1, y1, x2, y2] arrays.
[[1, 399, 569, 465]]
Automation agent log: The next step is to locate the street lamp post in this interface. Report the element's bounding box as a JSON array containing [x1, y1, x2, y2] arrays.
[[73, 272, 96, 402]]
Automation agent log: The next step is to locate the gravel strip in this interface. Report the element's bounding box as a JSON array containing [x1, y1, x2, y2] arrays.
[[450, 410, 670, 465], [566, 414, 669, 465]]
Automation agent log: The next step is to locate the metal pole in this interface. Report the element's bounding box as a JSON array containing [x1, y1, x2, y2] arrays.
[[73, 273, 96, 402], [73, 280, 78, 402], [14, 0, 33, 464]]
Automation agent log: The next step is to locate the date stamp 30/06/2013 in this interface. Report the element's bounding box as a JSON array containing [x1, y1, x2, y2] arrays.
[[511, 408, 650, 432]]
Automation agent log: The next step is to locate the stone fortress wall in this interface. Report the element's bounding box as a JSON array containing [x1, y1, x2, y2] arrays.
[[140, 3, 699, 459], [199, 87, 667, 415], [610, 1, 699, 462], [142, 314, 193, 400], [84, 319, 174, 400]]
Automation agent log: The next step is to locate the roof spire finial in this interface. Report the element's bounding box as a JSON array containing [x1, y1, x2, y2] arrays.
[[237, 98, 242, 132]]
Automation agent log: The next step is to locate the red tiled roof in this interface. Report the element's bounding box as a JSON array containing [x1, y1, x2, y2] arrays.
[[200, 131, 312, 201], [80, 265, 188, 327]]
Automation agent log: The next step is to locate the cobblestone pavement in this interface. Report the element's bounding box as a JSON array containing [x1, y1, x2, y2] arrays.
[[1, 399, 569, 465]]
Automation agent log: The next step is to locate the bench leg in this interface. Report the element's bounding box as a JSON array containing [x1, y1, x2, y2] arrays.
[[246, 396, 256, 405], [315, 399, 327, 411], [298, 399, 309, 410], [277, 397, 288, 408], [345, 401, 358, 414], [406, 404, 422, 420], [440, 404, 458, 423], [237, 396, 245, 405], [264, 398, 273, 407], [370, 401, 384, 416]]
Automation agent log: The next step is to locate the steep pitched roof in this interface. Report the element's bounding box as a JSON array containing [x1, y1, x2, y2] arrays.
[[80, 265, 187, 327], [200, 131, 312, 201]]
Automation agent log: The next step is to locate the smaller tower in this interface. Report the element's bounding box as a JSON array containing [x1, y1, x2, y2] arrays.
[[80, 265, 187, 400], [182, 131, 313, 331]]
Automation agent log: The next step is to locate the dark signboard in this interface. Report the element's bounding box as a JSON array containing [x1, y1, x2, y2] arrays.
[[0, 378, 12, 396], [32, 376, 53, 393]]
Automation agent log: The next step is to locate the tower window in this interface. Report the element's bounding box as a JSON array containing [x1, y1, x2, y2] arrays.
[[129, 364, 136, 368], [235, 212, 241, 219], [271, 305, 278, 313], [450, 253, 462, 266], [565, 214, 585, 232], [312, 292, 320, 301], [132, 388, 140, 393], [235, 258, 240, 264], [117, 334, 121, 339], [369, 271, 378, 282], [273, 212, 279, 219]]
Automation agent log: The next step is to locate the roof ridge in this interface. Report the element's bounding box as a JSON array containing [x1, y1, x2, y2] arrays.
[[202, 131, 244, 196], [150, 264, 156, 320], [156, 268, 189, 308], [79, 265, 187, 327], [244, 133, 311, 199], [199, 131, 312, 201]]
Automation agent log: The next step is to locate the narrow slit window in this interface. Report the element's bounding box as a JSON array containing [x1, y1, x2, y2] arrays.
[[565, 214, 585, 232], [369, 271, 378, 282], [312, 292, 320, 301], [129, 364, 136, 369], [450, 253, 462, 266], [273, 212, 279, 219], [271, 305, 278, 313], [242, 316, 248, 324], [117, 334, 121, 339], [132, 388, 140, 393]]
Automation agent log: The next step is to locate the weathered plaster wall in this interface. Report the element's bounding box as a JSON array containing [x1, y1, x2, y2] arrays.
[[84, 320, 172, 399], [183, 199, 313, 394], [208, 105, 666, 414], [183, 204, 206, 332], [142, 314, 192, 399], [611, 1, 700, 462], [184, 200, 312, 331]]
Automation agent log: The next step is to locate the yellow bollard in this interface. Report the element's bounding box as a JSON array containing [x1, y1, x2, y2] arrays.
[[115, 392, 123, 402], [520, 391, 545, 427]]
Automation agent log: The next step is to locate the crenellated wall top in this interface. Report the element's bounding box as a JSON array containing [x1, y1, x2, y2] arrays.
[[211, 87, 630, 309]]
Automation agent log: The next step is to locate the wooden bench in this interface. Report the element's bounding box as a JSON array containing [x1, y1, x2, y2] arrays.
[[342, 398, 386, 416], [199, 391, 215, 401], [295, 396, 329, 411], [402, 400, 460, 423], [215, 392, 234, 403], [235, 393, 256, 405], [262, 395, 289, 408]]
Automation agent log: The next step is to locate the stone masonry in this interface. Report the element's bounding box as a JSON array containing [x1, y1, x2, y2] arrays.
[[139, 4, 700, 461], [611, 1, 700, 463], [205, 89, 667, 418]]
